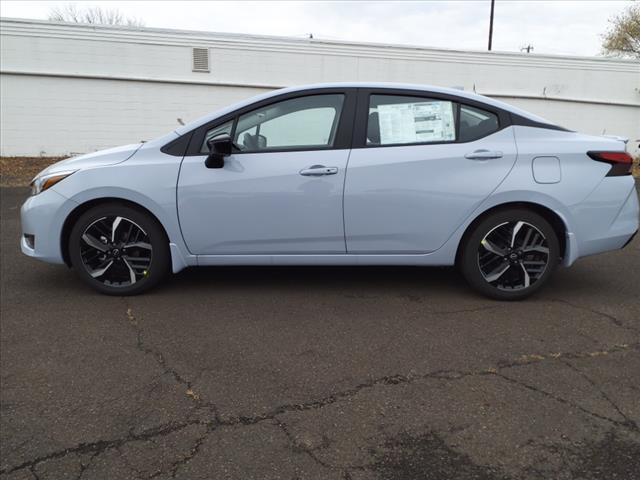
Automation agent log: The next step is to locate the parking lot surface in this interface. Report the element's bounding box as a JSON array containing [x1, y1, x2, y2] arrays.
[[1, 186, 639, 480]]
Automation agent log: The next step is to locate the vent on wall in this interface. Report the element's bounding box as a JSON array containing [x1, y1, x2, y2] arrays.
[[192, 47, 210, 72]]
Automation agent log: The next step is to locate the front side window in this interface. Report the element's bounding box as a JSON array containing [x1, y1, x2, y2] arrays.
[[459, 105, 499, 142], [234, 94, 344, 152], [367, 95, 456, 146]]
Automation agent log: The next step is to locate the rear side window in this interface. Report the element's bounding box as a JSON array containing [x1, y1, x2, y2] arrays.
[[367, 95, 456, 146], [459, 105, 499, 142]]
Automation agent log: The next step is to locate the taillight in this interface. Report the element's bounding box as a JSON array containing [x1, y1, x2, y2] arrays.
[[587, 151, 633, 176]]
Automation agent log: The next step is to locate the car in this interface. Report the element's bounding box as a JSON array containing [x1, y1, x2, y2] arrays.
[[21, 82, 639, 299]]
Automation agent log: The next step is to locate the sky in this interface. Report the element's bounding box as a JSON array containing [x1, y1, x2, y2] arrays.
[[0, 0, 635, 57]]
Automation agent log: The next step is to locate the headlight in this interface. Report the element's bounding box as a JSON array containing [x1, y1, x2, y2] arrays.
[[30, 170, 76, 196]]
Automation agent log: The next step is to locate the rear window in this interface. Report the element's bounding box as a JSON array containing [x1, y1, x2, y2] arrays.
[[459, 105, 499, 142]]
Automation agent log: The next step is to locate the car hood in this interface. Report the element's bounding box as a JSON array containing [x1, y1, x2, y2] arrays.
[[37, 143, 143, 177]]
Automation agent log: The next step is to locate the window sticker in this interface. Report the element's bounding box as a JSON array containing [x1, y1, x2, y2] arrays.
[[377, 101, 455, 144]]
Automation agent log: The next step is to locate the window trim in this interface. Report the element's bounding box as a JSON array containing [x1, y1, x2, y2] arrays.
[[184, 88, 357, 156]]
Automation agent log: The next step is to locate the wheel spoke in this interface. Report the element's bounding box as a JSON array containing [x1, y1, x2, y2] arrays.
[[522, 245, 549, 254], [125, 222, 134, 243], [484, 262, 511, 283], [522, 260, 546, 265], [92, 219, 110, 239], [519, 262, 530, 287], [521, 227, 533, 250], [89, 260, 114, 278], [121, 257, 137, 284], [124, 241, 152, 250], [481, 238, 506, 257], [111, 216, 123, 242], [82, 233, 107, 252], [510, 221, 524, 248]]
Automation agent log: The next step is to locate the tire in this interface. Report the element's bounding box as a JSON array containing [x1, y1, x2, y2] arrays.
[[68, 203, 170, 295], [459, 208, 560, 300]]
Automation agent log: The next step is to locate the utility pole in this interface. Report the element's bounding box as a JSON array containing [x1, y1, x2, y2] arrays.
[[488, 0, 495, 51]]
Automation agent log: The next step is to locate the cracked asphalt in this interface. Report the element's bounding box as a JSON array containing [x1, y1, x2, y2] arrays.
[[1, 186, 639, 480]]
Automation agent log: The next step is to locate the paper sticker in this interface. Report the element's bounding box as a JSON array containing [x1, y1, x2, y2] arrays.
[[377, 101, 455, 145]]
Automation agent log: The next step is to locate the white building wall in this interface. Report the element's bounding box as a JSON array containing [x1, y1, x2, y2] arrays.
[[0, 75, 268, 155], [1, 18, 638, 156]]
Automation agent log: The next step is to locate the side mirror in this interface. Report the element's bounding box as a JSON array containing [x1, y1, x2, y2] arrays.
[[205, 134, 234, 169]]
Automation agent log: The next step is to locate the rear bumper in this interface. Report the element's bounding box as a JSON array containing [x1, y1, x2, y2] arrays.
[[568, 177, 639, 262]]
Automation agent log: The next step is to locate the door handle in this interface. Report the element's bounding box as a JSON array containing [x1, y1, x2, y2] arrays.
[[299, 165, 339, 176], [465, 149, 503, 160]]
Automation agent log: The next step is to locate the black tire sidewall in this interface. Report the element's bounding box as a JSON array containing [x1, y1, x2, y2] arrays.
[[460, 208, 560, 300], [69, 203, 170, 295]]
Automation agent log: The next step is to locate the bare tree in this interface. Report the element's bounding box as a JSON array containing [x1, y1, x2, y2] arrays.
[[602, 3, 639, 58], [48, 4, 145, 27]]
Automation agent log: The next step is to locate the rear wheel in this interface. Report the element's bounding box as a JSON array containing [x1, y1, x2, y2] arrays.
[[69, 203, 170, 295], [460, 208, 560, 300]]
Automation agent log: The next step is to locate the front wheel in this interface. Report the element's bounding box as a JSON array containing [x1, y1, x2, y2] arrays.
[[459, 209, 560, 300], [68, 203, 170, 295]]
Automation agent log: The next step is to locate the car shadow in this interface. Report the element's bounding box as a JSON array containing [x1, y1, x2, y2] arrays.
[[166, 265, 463, 293], [13, 258, 626, 301]]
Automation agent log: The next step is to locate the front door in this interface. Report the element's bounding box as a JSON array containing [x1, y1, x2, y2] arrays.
[[177, 92, 353, 255]]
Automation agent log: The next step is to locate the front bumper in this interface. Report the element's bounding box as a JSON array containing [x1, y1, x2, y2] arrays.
[[621, 229, 638, 249], [20, 188, 77, 264]]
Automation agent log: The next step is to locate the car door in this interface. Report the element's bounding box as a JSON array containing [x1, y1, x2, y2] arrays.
[[343, 90, 518, 253], [177, 90, 355, 255]]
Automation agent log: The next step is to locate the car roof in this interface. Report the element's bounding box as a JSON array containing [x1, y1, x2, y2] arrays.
[[173, 82, 555, 136]]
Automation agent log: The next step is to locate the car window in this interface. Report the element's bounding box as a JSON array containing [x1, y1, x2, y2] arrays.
[[459, 105, 499, 142], [367, 95, 456, 146], [201, 120, 233, 153], [233, 94, 344, 152]]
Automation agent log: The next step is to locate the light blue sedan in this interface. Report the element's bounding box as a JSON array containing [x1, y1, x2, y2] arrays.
[[21, 83, 639, 299]]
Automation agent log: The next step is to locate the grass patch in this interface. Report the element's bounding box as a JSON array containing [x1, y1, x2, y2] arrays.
[[0, 157, 67, 187]]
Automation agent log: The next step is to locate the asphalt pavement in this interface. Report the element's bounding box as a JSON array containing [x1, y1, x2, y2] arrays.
[[1, 186, 639, 480]]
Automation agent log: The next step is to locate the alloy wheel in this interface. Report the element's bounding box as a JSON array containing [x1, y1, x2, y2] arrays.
[[477, 220, 550, 291], [80, 216, 152, 286]]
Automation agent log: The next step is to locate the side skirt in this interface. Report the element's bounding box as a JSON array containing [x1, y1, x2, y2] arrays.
[[195, 253, 453, 267]]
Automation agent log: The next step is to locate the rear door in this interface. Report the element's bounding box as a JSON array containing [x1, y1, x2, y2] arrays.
[[343, 89, 518, 253]]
